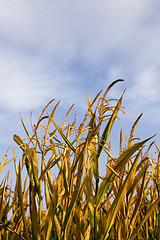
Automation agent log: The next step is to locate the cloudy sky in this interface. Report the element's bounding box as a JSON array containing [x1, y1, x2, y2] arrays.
[[1, 0, 160, 177]]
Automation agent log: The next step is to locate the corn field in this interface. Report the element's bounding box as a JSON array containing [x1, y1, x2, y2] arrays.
[[0, 80, 160, 240]]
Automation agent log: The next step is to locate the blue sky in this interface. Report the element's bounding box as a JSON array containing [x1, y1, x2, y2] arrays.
[[1, 0, 160, 178]]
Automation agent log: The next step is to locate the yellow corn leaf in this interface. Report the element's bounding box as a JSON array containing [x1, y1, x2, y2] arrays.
[[102, 79, 124, 102], [44, 101, 60, 145], [43, 185, 59, 240], [61, 103, 75, 129], [105, 164, 122, 179], [127, 163, 148, 196], [14, 150, 18, 176], [39, 156, 61, 181], [128, 113, 143, 147], [97, 90, 125, 160], [29, 182, 41, 240], [85, 160, 94, 203], [13, 134, 26, 151], [96, 136, 155, 210], [17, 162, 29, 240], [0, 157, 14, 174], [77, 89, 102, 140], [0, 176, 8, 221], [0, 221, 25, 240], [88, 111, 99, 183], [84, 224, 91, 240], [23, 148, 41, 199], [46, 170, 54, 194], [47, 115, 76, 153], [19, 113, 34, 146], [54, 214, 61, 240], [128, 168, 147, 239], [130, 197, 160, 240], [44, 177, 51, 208], [63, 140, 88, 237], [75, 207, 82, 239], [0, 148, 10, 174], [101, 149, 141, 240], [35, 98, 55, 131]]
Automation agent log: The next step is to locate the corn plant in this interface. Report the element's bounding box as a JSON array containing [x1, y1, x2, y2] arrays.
[[0, 80, 160, 240]]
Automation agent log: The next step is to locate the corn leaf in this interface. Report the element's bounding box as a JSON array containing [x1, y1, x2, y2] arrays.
[[96, 135, 155, 209], [101, 148, 141, 240], [97, 90, 125, 160], [130, 197, 160, 240], [29, 182, 41, 240], [0, 148, 10, 174], [17, 162, 29, 240]]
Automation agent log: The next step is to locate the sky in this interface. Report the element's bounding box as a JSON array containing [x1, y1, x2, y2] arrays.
[[1, 0, 160, 179]]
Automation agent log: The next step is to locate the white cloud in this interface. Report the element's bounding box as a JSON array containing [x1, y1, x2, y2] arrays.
[[0, 48, 49, 111], [0, 47, 83, 111], [0, 0, 157, 62], [122, 66, 160, 122], [127, 67, 160, 103], [1, 0, 160, 175], [0, 0, 160, 117]]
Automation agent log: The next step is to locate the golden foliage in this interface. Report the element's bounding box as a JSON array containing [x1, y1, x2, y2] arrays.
[[0, 80, 160, 240]]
